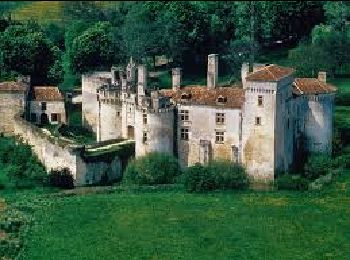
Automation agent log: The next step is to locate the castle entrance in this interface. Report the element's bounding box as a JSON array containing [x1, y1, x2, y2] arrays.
[[127, 125, 134, 139], [40, 113, 49, 125]]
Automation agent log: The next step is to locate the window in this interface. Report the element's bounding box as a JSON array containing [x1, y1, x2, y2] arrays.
[[30, 113, 36, 122], [181, 128, 189, 140], [51, 113, 58, 122], [41, 102, 47, 110], [142, 132, 148, 143], [180, 110, 189, 121], [255, 117, 261, 125], [143, 110, 147, 124], [258, 95, 263, 106], [216, 113, 225, 125], [215, 131, 224, 143], [217, 95, 227, 103]]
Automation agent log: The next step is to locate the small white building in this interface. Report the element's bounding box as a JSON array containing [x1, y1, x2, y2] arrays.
[[29, 86, 66, 125]]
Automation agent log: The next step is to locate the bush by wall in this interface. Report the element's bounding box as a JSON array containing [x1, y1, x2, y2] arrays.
[[276, 174, 309, 191], [303, 153, 333, 180], [124, 152, 181, 185], [183, 161, 249, 193], [47, 168, 74, 189], [0, 137, 47, 189]]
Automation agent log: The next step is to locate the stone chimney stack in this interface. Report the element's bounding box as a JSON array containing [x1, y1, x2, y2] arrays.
[[137, 65, 147, 96], [127, 57, 136, 84], [318, 71, 327, 83], [241, 63, 249, 88], [111, 67, 118, 85], [207, 54, 218, 89], [172, 68, 182, 91]]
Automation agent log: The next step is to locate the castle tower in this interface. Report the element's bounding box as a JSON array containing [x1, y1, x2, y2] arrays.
[[294, 74, 337, 155], [207, 54, 218, 89], [135, 91, 174, 157], [172, 68, 182, 91], [96, 84, 123, 142], [241, 65, 295, 181]]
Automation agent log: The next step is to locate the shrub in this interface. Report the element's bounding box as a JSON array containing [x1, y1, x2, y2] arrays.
[[47, 168, 74, 189], [183, 163, 216, 192], [124, 152, 181, 185], [303, 154, 333, 180], [0, 137, 47, 189], [276, 174, 309, 191], [183, 161, 249, 193]]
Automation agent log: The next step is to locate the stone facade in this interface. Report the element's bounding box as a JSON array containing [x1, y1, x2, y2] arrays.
[[29, 86, 66, 125], [13, 114, 126, 186], [0, 79, 29, 134], [79, 55, 336, 181]]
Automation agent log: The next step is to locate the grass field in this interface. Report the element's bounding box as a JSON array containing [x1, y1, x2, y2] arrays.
[[4, 1, 119, 25], [12, 172, 348, 260]]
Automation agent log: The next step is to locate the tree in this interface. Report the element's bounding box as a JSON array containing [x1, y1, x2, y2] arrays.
[[0, 21, 62, 85], [222, 37, 259, 79], [69, 21, 119, 74], [288, 42, 330, 77], [120, 2, 165, 67], [323, 1, 350, 32]]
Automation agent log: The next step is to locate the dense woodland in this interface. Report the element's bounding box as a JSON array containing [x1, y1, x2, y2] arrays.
[[0, 1, 350, 88]]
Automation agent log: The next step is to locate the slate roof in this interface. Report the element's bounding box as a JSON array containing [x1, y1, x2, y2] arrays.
[[0, 81, 27, 92], [160, 85, 244, 109], [293, 78, 337, 95], [245, 65, 294, 82], [32, 86, 64, 101]]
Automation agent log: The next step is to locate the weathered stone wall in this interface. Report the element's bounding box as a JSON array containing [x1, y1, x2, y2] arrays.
[[0, 91, 26, 134], [242, 81, 277, 181], [121, 93, 137, 139], [176, 104, 241, 168], [304, 94, 334, 154], [30, 100, 66, 124], [274, 76, 295, 174], [135, 107, 174, 157], [82, 72, 111, 133], [13, 115, 122, 186], [97, 100, 123, 141]]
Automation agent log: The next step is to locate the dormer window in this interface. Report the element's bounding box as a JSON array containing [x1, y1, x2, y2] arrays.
[[217, 95, 227, 103], [181, 93, 192, 100]]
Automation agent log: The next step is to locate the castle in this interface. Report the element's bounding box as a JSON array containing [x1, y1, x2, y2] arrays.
[[82, 54, 337, 181]]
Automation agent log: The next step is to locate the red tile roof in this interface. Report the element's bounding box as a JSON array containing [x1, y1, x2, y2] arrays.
[[33, 86, 64, 101], [160, 85, 244, 109], [0, 81, 27, 92], [293, 78, 337, 95], [245, 65, 294, 82]]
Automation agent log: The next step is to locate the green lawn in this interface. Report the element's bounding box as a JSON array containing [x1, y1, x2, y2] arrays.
[[15, 174, 349, 260]]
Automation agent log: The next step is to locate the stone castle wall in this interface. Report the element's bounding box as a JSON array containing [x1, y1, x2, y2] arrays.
[[82, 72, 111, 133], [135, 107, 174, 157], [176, 104, 241, 168], [13, 115, 122, 186], [0, 91, 26, 134]]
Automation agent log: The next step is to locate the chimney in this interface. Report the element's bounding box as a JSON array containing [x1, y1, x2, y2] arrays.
[[137, 65, 147, 96], [127, 57, 136, 83], [318, 71, 327, 83], [111, 67, 118, 85], [172, 68, 182, 91], [207, 54, 218, 89], [241, 63, 249, 88]]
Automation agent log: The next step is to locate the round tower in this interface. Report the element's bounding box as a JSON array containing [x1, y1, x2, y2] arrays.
[[304, 93, 335, 154], [135, 91, 174, 157]]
